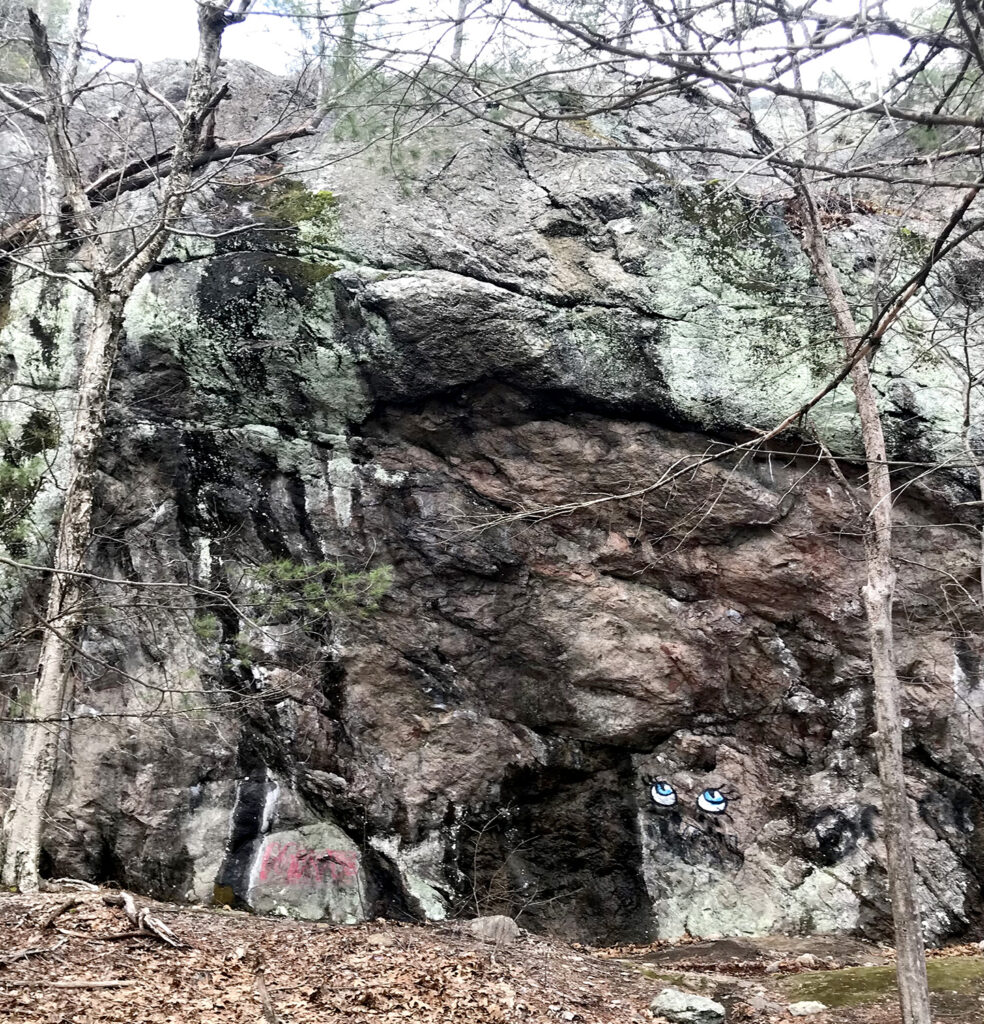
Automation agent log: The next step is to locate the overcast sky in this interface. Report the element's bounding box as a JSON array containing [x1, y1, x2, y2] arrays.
[[83, 0, 914, 89], [87, 1, 304, 70]]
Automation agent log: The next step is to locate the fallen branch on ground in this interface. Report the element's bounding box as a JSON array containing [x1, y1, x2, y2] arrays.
[[254, 958, 280, 1024], [102, 893, 182, 947], [0, 940, 65, 968], [0, 979, 135, 989], [41, 878, 99, 892], [40, 897, 84, 929]]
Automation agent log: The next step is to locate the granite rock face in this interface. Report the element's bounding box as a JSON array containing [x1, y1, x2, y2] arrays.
[[1, 66, 984, 945]]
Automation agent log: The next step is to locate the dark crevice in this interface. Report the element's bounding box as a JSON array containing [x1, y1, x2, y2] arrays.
[[457, 745, 654, 943]]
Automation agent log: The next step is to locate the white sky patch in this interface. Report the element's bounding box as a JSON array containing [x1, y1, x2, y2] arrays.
[[87, 0, 304, 71], [83, 0, 923, 90]]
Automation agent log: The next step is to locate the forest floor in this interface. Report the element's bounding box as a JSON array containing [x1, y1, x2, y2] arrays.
[[1, 889, 982, 1023]]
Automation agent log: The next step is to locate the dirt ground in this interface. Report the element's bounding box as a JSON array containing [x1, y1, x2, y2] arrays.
[[1, 889, 982, 1023]]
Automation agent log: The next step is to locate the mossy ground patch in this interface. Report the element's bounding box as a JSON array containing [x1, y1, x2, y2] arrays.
[[781, 957, 984, 1008]]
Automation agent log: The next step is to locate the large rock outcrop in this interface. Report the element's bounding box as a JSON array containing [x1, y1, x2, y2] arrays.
[[1, 65, 983, 945]]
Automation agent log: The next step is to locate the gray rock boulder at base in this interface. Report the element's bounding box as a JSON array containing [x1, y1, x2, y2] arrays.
[[788, 1002, 827, 1017], [461, 915, 521, 945], [650, 988, 726, 1024]]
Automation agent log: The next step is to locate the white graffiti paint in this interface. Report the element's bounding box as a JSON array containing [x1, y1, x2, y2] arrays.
[[696, 788, 728, 814], [650, 781, 678, 807]]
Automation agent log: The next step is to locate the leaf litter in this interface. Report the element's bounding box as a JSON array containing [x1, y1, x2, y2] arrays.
[[3, 891, 982, 1024], [0, 890, 656, 1023]]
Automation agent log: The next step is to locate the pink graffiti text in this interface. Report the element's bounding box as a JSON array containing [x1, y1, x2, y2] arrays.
[[257, 842, 359, 887]]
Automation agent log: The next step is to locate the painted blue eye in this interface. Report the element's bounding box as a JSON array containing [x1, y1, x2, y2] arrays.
[[650, 780, 677, 808], [697, 788, 728, 814]]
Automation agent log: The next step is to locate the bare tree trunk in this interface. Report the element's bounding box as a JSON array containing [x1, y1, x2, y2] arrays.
[[797, 188, 932, 1024], [35, 0, 90, 241], [0, 289, 121, 890], [617, 0, 634, 44], [311, 0, 329, 111], [331, 0, 362, 87], [1, 0, 255, 892], [452, 0, 467, 63]]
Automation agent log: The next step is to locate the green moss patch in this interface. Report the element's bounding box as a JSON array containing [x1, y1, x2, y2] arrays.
[[267, 180, 339, 226], [212, 883, 236, 907], [781, 958, 984, 1008]]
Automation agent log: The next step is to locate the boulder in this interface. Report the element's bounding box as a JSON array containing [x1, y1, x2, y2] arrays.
[[788, 1001, 827, 1017], [462, 915, 521, 945], [650, 988, 725, 1024]]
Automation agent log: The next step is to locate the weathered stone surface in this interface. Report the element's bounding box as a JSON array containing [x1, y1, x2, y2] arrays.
[[1, 65, 984, 947], [243, 822, 365, 924], [788, 1002, 827, 1017], [461, 915, 521, 945], [650, 988, 725, 1024]]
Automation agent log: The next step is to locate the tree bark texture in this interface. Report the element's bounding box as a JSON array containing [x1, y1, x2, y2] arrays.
[[797, 189, 932, 1024], [1, 0, 254, 891], [452, 0, 468, 63], [0, 289, 122, 890], [331, 1, 362, 87]]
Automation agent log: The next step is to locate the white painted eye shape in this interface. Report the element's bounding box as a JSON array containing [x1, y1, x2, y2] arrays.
[[651, 780, 677, 807], [697, 788, 728, 814]]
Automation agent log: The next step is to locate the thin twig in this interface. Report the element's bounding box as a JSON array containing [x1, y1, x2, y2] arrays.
[[0, 979, 135, 989]]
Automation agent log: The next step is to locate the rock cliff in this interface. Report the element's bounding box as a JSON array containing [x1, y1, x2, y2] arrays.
[[1, 64, 983, 945]]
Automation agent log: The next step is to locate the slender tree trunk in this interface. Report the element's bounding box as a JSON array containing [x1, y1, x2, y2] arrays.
[[1, 0, 255, 891], [617, 0, 634, 44], [797, 189, 932, 1024], [331, 0, 362, 87], [0, 287, 122, 890], [452, 0, 467, 63], [37, 0, 91, 241], [312, 0, 330, 111]]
